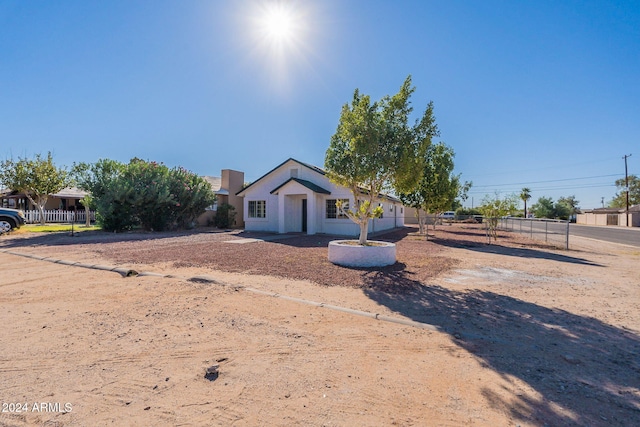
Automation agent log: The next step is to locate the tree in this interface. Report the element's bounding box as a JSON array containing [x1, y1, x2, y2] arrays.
[[73, 158, 215, 232], [530, 196, 577, 220], [0, 152, 70, 225], [610, 175, 640, 208], [79, 194, 93, 227], [557, 195, 580, 219], [520, 187, 531, 218], [325, 75, 437, 244], [530, 196, 555, 219], [398, 142, 466, 236], [479, 193, 519, 242]]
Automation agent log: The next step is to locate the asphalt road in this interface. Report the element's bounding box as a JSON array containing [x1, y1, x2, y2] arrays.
[[569, 224, 640, 247], [502, 219, 640, 248]]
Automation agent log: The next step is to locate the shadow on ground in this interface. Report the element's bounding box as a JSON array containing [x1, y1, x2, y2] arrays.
[[362, 270, 640, 426]]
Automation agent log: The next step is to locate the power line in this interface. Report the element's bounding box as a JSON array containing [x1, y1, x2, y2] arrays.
[[467, 183, 616, 195], [470, 173, 623, 189]]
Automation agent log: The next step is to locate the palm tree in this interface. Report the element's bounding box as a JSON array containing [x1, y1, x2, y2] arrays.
[[520, 188, 532, 218]]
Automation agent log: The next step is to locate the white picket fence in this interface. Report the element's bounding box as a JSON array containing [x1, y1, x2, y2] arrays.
[[24, 210, 96, 224]]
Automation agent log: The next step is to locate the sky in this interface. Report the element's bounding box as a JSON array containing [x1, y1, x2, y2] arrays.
[[1, 0, 638, 209]]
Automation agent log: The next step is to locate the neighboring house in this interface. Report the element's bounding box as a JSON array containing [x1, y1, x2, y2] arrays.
[[197, 169, 245, 227], [577, 205, 640, 227], [1, 187, 88, 210], [236, 158, 405, 236]]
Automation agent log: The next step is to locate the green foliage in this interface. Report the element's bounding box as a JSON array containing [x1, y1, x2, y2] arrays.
[[557, 195, 580, 218], [531, 196, 555, 219], [214, 203, 237, 229], [455, 207, 482, 216], [398, 142, 467, 234], [610, 175, 640, 208], [479, 193, 519, 242], [325, 75, 438, 244], [520, 187, 532, 216], [0, 152, 70, 225], [73, 158, 215, 232], [530, 195, 578, 220]]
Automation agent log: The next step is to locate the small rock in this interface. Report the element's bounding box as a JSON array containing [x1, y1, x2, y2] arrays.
[[562, 354, 581, 365], [144, 406, 151, 411], [205, 365, 219, 381]]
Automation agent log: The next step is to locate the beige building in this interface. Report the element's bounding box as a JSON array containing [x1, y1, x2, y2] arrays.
[[1, 187, 87, 211], [577, 205, 640, 227], [198, 169, 245, 228]]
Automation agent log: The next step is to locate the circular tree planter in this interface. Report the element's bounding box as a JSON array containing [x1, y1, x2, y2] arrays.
[[328, 240, 396, 267]]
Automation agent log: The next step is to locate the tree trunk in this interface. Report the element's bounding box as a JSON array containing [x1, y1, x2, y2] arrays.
[[26, 194, 47, 225], [85, 204, 91, 227], [358, 220, 369, 245], [38, 204, 46, 225]]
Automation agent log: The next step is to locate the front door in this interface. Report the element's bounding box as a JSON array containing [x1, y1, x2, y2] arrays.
[[302, 199, 307, 233]]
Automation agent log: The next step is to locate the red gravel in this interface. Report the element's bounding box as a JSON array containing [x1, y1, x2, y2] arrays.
[[1, 224, 548, 292]]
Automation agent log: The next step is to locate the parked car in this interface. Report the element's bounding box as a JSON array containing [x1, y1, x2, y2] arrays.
[[0, 207, 26, 233], [438, 211, 456, 220]]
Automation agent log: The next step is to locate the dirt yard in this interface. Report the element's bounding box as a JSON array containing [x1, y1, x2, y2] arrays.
[[0, 224, 638, 426]]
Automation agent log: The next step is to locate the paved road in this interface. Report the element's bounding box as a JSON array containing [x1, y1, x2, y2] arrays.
[[503, 219, 640, 248], [569, 224, 640, 247]]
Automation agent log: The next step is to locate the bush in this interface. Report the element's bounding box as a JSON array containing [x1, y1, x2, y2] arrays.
[[214, 203, 236, 229], [83, 158, 215, 232]]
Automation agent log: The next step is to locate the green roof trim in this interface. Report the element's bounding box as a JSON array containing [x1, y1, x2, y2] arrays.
[[270, 178, 331, 195]]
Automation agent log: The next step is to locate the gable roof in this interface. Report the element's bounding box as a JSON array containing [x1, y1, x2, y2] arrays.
[[270, 178, 331, 195], [236, 158, 324, 196], [236, 157, 400, 203]]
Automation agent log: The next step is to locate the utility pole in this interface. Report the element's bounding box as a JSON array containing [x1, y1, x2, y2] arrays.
[[623, 154, 632, 226]]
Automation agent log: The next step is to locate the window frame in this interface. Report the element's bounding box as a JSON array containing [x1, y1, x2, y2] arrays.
[[326, 198, 350, 219], [248, 200, 266, 218]]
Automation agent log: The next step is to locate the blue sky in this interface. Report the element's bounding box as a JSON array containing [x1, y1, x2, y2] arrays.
[[1, 0, 638, 209]]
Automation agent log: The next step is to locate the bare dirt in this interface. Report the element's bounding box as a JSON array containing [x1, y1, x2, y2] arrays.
[[0, 224, 638, 426]]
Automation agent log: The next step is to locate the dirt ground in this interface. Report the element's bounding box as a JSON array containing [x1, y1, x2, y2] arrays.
[[0, 224, 638, 426]]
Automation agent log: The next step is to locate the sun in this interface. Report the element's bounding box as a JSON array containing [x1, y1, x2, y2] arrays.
[[240, 1, 316, 94], [262, 6, 295, 43]]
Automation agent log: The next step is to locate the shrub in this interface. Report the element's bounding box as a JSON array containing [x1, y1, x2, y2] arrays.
[[214, 203, 236, 229], [79, 158, 215, 232]]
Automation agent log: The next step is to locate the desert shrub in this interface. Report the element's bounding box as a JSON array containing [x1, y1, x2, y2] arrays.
[[214, 203, 236, 229], [78, 158, 215, 232]]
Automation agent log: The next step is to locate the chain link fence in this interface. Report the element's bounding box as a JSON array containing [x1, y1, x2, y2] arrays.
[[495, 217, 570, 249]]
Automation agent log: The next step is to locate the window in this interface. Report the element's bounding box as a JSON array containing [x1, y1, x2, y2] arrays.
[[290, 168, 298, 178], [378, 203, 384, 219], [326, 199, 349, 219], [248, 200, 266, 218]]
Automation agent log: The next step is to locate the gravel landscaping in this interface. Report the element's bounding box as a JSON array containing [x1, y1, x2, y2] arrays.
[[3, 224, 540, 291]]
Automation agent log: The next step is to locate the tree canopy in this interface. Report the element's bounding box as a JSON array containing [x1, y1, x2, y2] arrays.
[[73, 158, 215, 231], [530, 195, 578, 220], [479, 193, 519, 242], [0, 152, 70, 225], [325, 75, 438, 244], [398, 142, 468, 235], [610, 175, 640, 208]]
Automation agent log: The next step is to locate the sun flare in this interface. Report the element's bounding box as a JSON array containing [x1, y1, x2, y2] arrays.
[[263, 6, 295, 43], [241, 0, 317, 94], [250, 2, 307, 50]]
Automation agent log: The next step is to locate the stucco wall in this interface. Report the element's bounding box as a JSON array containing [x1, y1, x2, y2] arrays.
[[241, 159, 405, 236]]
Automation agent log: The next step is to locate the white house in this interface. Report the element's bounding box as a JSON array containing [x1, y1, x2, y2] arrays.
[[236, 158, 405, 236]]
